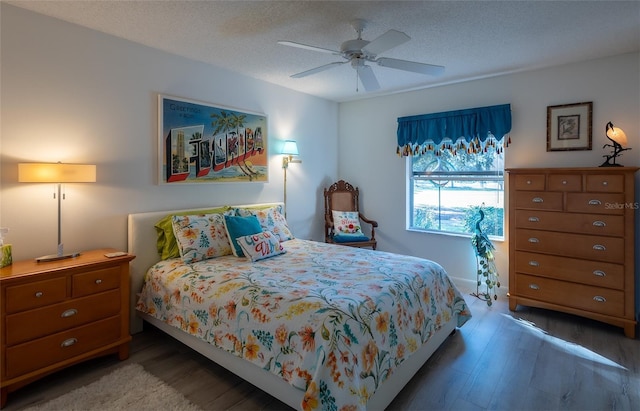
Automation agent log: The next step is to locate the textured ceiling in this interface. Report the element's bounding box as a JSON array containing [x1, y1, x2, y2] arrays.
[[7, 0, 640, 102]]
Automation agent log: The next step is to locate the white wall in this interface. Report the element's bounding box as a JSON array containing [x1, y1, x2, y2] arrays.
[[338, 52, 640, 287], [0, 4, 338, 261]]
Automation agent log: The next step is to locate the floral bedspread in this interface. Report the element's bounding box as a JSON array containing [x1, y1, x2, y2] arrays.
[[136, 239, 471, 410]]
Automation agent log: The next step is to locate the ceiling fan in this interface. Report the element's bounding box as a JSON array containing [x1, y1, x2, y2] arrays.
[[278, 19, 444, 92]]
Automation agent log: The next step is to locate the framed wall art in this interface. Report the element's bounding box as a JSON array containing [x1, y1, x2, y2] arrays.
[[546, 101, 592, 151], [158, 94, 268, 184]]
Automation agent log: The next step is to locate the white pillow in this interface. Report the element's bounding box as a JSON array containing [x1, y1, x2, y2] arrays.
[[331, 210, 365, 236], [236, 231, 286, 262], [234, 206, 294, 242]]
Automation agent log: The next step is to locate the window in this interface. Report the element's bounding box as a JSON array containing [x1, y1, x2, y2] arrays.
[[409, 146, 504, 238]]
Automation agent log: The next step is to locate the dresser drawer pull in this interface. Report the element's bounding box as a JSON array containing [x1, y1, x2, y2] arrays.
[[593, 270, 606, 277], [529, 284, 540, 290], [528, 238, 539, 243], [532, 197, 544, 203], [592, 220, 606, 227], [593, 296, 606, 303], [61, 338, 78, 348], [528, 261, 539, 267], [95, 279, 103, 284], [35, 291, 43, 298], [592, 244, 606, 251], [588, 199, 602, 206], [61, 309, 78, 318], [528, 217, 540, 222]]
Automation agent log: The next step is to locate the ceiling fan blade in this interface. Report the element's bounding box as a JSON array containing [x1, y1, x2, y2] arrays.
[[376, 57, 445, 76], [358, 65, 380, 91], [362, 29, 410, 56], [278, 40, 340, 55], [291, 61, 347, 78]]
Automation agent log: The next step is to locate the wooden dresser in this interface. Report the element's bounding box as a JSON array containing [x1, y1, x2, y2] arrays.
[[0, 249, 135, 407], [507, 167, 638, 338]]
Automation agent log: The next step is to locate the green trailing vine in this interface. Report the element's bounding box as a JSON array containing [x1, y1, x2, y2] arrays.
[[470, 204, 500, 305]]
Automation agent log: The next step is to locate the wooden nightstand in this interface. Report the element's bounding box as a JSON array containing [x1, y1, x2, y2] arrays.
[[0, 249, 135, 407]]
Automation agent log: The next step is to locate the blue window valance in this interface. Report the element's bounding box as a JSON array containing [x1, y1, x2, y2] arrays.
[[396, 103, 511, 157]]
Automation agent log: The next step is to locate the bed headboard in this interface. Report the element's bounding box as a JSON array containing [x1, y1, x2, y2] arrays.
[[127, 202, 284, 333]]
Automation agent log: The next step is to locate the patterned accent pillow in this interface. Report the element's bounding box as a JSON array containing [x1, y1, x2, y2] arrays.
[[171, 213, 232, 263], [223, 215, 263, 257], [234, 206, 294, 242], [332, 210, 365, 236], [236, 230, 286, 262], [155, 206, 229, 260]]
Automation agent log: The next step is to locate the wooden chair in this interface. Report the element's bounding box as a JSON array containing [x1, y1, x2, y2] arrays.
[[324, 180, 378, 249]]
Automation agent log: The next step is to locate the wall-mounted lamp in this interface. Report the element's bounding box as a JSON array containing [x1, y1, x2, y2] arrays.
[[18, 162, 97, 262], [281, 140, 302, 216], [600, 122, 631, 167]]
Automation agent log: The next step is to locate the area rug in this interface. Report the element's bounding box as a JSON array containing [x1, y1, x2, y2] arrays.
[[24, 363, 202, 411]]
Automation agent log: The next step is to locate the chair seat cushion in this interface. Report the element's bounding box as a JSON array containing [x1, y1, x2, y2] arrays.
[[333, 234, 371, 243]]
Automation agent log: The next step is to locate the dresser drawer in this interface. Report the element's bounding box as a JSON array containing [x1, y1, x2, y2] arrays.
[[72, 266, 121, 297], [515, 229, 624, 263], [5, 289, 121, 346], [586, 174, 624, 192], [548, 174, 582, 191], [5, 316, 122, 379], [514, 210, 624, 236], [515, 251, 624, 289], [514, 191, 563, 210], [515, 273, 624, 317], [566, 193, 625, 214], [513, 174, 545, 191], [5, 277, 67, 313]]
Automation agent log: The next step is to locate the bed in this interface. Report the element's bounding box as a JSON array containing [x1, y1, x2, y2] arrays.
[[127, 202, 471, 410]]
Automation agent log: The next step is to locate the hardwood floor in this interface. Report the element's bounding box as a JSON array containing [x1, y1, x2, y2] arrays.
[[4, 286, 639, 410]]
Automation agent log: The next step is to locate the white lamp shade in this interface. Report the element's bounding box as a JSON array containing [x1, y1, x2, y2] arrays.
[[281, 140, 299, 156], [18, 163, 96, 183], [606, 126, 628, 148]]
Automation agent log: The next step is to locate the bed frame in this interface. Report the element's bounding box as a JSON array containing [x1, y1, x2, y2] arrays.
[[127, 202, 458, 410]]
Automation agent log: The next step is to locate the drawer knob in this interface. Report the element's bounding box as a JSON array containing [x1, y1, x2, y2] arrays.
[[562, 180, 567, 185], [61, 338, 78, 348], [526, 180, 532, 185], [593, 296, 606, 303], [529, 284, 540, 290], [528, 216, 540, 222], [593, 270, 606, 277], [592, 220, 606, 227], [532, 197, 544, 203], [35, 291, 44, 298], [529, 261, 539, 267], [528, 237, 539, 243], [602, 181, 608, 186], [588, 199, 602, 206], [95, 279, 103, 284], [593, 244, 606, 251], [61, 309, 78, 318]]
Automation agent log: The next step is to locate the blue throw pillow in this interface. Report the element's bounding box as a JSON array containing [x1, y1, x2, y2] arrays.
[[223, 215, 263, 257], [333, 234, 370, 243]]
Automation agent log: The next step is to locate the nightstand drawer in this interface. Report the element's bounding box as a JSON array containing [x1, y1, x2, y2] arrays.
[[5, 316, 121, 379], [515, 251, 624, 289], [5, 289, 121, 346], [515, 274, 624, 317], [72, 266, 120, 297], [5, 277, 67, 313]]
